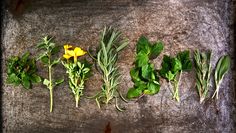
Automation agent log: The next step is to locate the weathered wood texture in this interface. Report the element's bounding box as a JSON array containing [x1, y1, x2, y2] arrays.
[[2, 0, 235, 132]]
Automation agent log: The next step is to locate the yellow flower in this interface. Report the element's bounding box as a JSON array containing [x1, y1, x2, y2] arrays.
[[64, 44, 73, 54], [63, 46, 86, 62]]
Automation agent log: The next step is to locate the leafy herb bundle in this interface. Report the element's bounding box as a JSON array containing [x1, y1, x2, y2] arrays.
[[193, 50, 212, 103], [89, 27, 128, 111], [126, 36, 164, 99], [37, 36, 64, 112], [159, 50, 192, 102], [62, 45, 91, 107], [6, 52, 41, 89], [212, 55, 230, 99]]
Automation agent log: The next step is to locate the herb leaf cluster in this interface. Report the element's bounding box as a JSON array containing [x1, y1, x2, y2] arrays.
[[127, 36, 164, 99], [6, 52, 41, 89], [159, 50, 192, 102]]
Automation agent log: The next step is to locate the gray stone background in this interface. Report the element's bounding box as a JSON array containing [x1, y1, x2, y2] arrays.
[[1, 0, 235, 132]]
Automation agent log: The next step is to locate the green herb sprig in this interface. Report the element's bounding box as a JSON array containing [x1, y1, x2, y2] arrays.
[[126, 36, 164, 99], [89, 27, 128, 111], [193, 50, 212, 103], [212, 55, 230, 99], [37, 36, 64, 112], [6, 52, 41, 89], [159, 50, 192, 102]]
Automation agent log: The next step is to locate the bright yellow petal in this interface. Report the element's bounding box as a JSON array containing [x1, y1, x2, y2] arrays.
[[67, 50, 75, 56], [63, 54, 72, 59], [64, 44, 73, 50], [74, 47, 87, 56]]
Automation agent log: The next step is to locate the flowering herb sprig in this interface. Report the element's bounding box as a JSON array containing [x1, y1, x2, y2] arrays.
[[37, 36, 64, 112], [62, 44, 91, 107]]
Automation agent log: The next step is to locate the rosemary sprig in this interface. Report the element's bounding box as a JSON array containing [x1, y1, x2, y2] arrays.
[[89, 27, 128, 111], [193, 50, 212, 103], [37, 36, 64, 112]]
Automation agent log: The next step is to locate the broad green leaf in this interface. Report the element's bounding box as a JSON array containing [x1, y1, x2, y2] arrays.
[[136, 36, 151, 54], [22, 74, 31, 89], [135, 51, 149, 67], [215, 55, 230, 83], [141, 64, 154, 80], [177, 50, 192, 71], [159, 55, 172, 78], [165, 71, 175, 81], [149, 41, 164, 59], [126, 87, 143, 99], [43, 79, 50, 87]]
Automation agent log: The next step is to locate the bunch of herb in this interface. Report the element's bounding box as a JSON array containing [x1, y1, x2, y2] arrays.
[[62, 44, 91, 107], [37, 36, 64, 112], [159, 50, 192, 102], [126, 36, 164, 99], [88, 27, 128, 111], [212, 55, 230, 99], [6, 52, 41, 89], [193, 50, 212, 103]]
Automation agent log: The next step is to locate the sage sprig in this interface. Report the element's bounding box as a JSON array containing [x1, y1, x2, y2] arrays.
[[62, 45, 91, 107], [6, 52, 41, 89], [193, 50, 212, 103], [212, 55, 230, 99], [37, 36, 64, 112], [89, 27, 128, 111]]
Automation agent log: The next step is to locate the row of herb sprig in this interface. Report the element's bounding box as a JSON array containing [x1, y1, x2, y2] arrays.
[[126, 36, 230, 103], [6, 28, 231, 113]]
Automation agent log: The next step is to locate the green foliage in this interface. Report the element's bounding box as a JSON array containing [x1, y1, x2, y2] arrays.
[[212, 55, 230, 99], [159, 50, 192, 102], [89, 27, 128, 111], [62, 59, 91, 107], [127, 36, 163, 99], [6, 52, 41, 89], [193, 50, 212, 103], [37, 36, 63, 112]]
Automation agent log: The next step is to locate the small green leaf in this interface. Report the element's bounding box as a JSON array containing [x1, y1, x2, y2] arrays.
[[6, 73, 20, 85], [149, 41, 164, 59], [21, 52, 30, 63], [31, 74, 42, 83], [37, 42, 46, 49], [116, 40, 128, 52], [41, 56, 49, 64], [54, 79, 64, 86], [170, 58, 182, 73], [51, 46, 60, 55], [43, 79, 50, 87], [130, 68, 141, 83], [144, 81, 160, 95], [51, 58, 60, 66]]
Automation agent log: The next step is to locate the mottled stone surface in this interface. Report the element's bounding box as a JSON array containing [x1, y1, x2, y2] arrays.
[[1, 0, 235, 132]]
